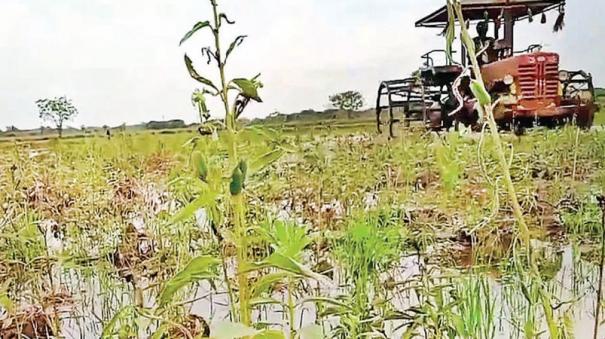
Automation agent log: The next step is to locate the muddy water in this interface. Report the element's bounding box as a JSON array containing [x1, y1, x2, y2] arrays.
[[54, 244, 603, 338], [495, 245, 601, 338], [219, 247, 598, 338]]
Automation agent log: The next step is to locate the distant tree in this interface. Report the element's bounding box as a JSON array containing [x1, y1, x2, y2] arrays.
[[36, 96, 78, 138], [146, 120, 187, 130], [329, 91, 364, 119]]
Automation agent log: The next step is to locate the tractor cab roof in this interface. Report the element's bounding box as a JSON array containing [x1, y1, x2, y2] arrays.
[[416, 0, 564, 28]]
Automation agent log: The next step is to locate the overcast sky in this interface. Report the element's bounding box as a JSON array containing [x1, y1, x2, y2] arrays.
[[1, 0, 603, 129]]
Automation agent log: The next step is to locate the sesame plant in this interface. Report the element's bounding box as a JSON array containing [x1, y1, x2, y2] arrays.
[[173, 0, 262, 326], [165, 0, 321, 336], [177, 0, 268, 327]]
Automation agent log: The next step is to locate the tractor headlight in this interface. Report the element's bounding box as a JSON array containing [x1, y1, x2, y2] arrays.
[[504, 74, 514, 85], [559, 70, 570, 82]]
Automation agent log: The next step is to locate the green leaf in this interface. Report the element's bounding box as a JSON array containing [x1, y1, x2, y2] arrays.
[[250, 149, 285, 173], [180, 21, 211, 46], [459, 24, 476, 59], [520, 283, 533, 303], [470, 79, 492, 106], [249, 297, 283, 307], [159, 256, 220, 306], [238, 159, 248, 181], [0, 294, 15, 314], [0, 278, 14, 313], [445, 2, 456, 64], [226, 35, 247, 60], [270, 221, 311, 259], [252, 330, 286, 339], [192, 90, 210, 119], [402, 322, 420, 339], [298, 324, 324, 339], [211, 321, 259, 339], [182, 136, 200, 148], [250, 272, 290, 298], [101, 306, 136, 338], [185, 55, 219, 91], [233, 78, 262, 102], [299, 297, 353, 311], [264, 253, 328, 283], [239, 253, 330, 285], [191, 151, 209, 182], [150, 324, 171, 339], [170, 189, 218, 224]]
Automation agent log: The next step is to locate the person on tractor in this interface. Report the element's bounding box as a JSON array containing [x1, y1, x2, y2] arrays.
[[473, 21, 496, 66]]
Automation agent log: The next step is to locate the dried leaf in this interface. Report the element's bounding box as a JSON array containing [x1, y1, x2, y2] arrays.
[[185, 55, 219, 91]]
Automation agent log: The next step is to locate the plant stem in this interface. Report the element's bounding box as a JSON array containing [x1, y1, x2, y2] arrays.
[[220, 247, 238, 322], [37, 222, 61, 336], [453, 3, 558, 337], [209, 0, 250, 325], [288, 277, 296, 338], [210, 1, 232, 130], [572, 127, 581, 181], [454, 6, 530, 251], [593, 199, 605, 339], [233, 194, 251, 326]]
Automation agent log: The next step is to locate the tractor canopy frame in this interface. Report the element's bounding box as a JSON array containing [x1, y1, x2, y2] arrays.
[[416, 0, 565, 66], [416, 0, 564, 28]]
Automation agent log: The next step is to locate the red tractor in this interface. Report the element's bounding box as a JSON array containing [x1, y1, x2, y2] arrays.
[[376, 0, 598, 137]]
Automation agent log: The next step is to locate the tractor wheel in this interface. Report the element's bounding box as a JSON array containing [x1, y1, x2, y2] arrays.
[[538, 117, 558, 129], [576, 109, 595, 130], [496, 119, 511, 132]]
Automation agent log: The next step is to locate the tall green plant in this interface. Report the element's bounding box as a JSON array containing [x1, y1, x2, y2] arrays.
[[445, 1, 562, 336], [176, 0, 285, 328], [445, 1, 530, 249]]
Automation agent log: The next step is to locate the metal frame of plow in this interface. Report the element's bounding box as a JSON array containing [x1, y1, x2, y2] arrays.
[[376, 78, 443, 138]]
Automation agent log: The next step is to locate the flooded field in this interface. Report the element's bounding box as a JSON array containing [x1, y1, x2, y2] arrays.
[[1, 127, 605, 338]]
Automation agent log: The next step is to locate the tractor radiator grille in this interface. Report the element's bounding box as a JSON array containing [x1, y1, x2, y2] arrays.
[[518, 59, 558, 99]]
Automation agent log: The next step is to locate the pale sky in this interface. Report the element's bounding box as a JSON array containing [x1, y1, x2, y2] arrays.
[[1, 0, 603, 129]]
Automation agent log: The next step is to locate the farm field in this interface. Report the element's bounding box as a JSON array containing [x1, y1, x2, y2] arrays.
[[2, 125, 605, 338], [2, 0, 605, 337]]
